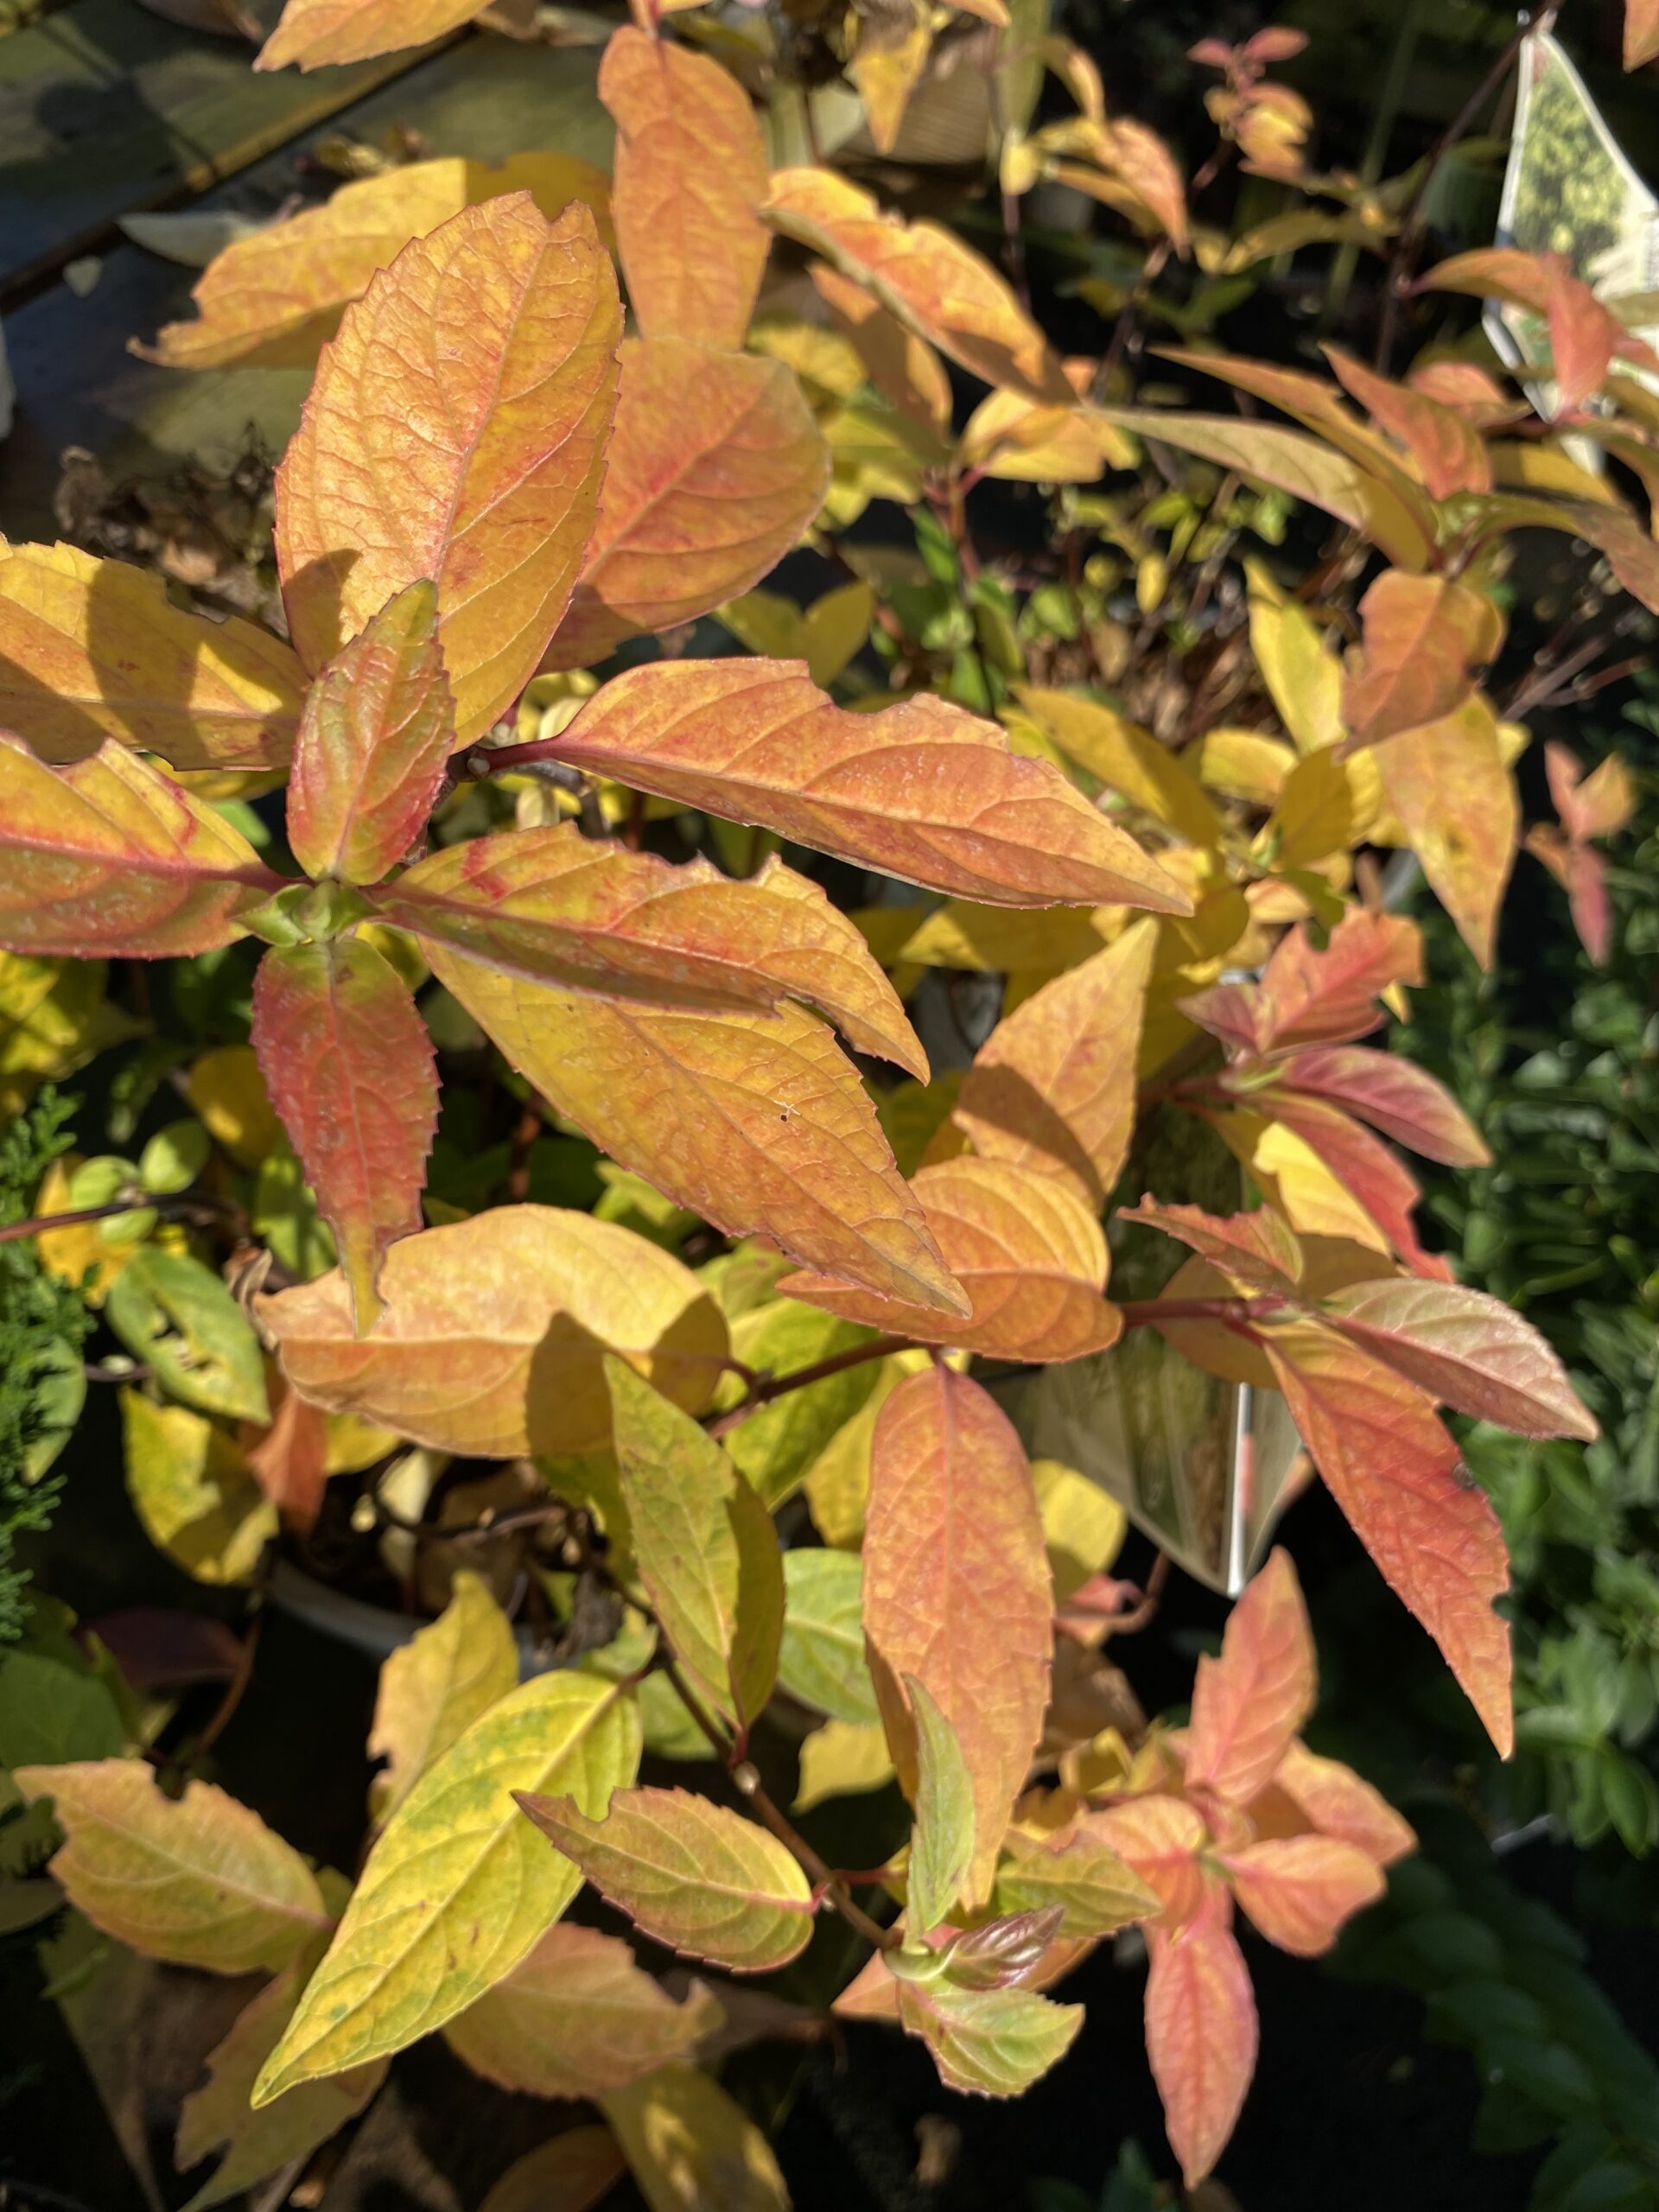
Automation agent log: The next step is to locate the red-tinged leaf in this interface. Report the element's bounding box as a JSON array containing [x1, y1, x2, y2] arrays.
[[1096, 409, 1433, 572], [1406, 359, 1513, 426], [0, 540, 306, 770], [951, 921, 1154, 1208], [1219, 1834, 1384, 1956], [1261, 1320, 1513, 1755], [251, 937, 438, 1333], [1185, 1549, 1314, 1808], [1628, 0, 1659, 66], [257, 0, 490, 69], [1527, 827, 1615, 965], [1320, 1277, 1597, 1441], [286, 581, 454, 887], [862, 1367, 1052, 1902], [244, 1381, 331, 1535], [1266, 1046, 1489, 1167], [807, 261, 953, 436], [0, 737, 280, 957], [763, 168, 1071, 404], [1258, 1739, 1416, 1866], [1085, 1795, 1208, 1926], [1545, 741, 1635, 843], [422, 948, 967, 1317], [1418, 251, 1657, 411], [545, 659, 1191, 911], [600, 27, 769, 352], [1144, 1891, 1258, 2189], [1340, 571, 1502, 748], [1377, 694, 1517, 968], [540, 339, 830, 671], [1323, 349, 1492, 499], [1188, 908, 1422, 1058], [1247, 1091, 1451, 1281], [275, 195, 620, 744], [378, 828, 925, 1075], [783, 1157, 1120, 1363], [1116, 1199, 1303, 1294]]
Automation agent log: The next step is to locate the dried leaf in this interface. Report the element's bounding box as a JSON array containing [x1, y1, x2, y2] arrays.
[[1185, 1550, 1315, 1808], [518, 1786, 814, 1972], [258, 0, 492, 69], [367, 1569, 519, 1822], [863, 1367, 1052, 1902], [251, 938, 439, 1332], [255, 1673, 642, 2099], [601, 27, 769, 350], [276, 196, 620, 743], [550, 659, 1189, 910], [260, 1205, 728, 1458], [1144, 1894, 1258, 2188], [1341, 572, 1502, 747], [601, 2066, 788, 2212], [15, 1760, 328, 1972], [1219, 1834, 1384, 1957], [445, 1923, 721, 2097], [541, 338, 830, 669]]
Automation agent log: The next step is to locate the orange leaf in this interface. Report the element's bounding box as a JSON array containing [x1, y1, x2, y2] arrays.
[[1219, 1834, 1384, 1956], [1242, 1092, 1450, 1281], [275, 195, 620, 744], [600, 27, 769, 352], [1406, 360, 1513, 428], [420, 950, 967, 1316], [1144, 1891, 1257, 2189], [951, 920, 1154, 1207], [540, 338, 830, 671], [286, 582, 454, 887], [1340, 571, 1502, 747], [1261, 1321, 1513, 1755], [1257, 1739, 1416, 1866], [764, 168, 1071, 404], [1417, 251, 1657, 411], [0, 541, 306, 771], [1528, 827, 1615, 966], [1323, 349, 1492, 500], [378, 828, 925, 1073], [0, 739, 280, 957], [1185, 1549, 1314, 1808], [1628, 0, 1659, 66], [1116, 1199, 1303, 1294], [1376, 694, 1516, 968], [783, 1156, 1120, 1363], [1545, 741, 1635, 843], [1266, 1047, 1489, 1167], [546, 660, 1191, 910], [1184, 908, 1421, 1056], [1320, 1277, 1597, 1441], [257, 0, 490, 69], [863, 1367, 1052, 1901], [251, 937, 439, 1332], [808, 262, 953, 435], [137, 156, 613, 371], [244, 1382, 331, 1535], [1084, 1794, 1208, 1925]]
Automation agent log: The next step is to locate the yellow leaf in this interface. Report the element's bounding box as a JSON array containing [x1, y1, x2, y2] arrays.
[[601, 2065, 790, 2212], [121, 1392, 277, 1587], [1033, 1458, 1127, 1604], [1249, 591, 1344, 753], [258, 0, 492, 68], [1260, 747, 1382, 871], [275, 196, 620, 744], [795, 1718, 898, 1810], [601, 27, 769, 352], [0, 539, 306, 771], [255, 1673, 642, 2100], [807, 261, 953, 437], [31, 1155, 131, 1304], [849, 4, 934, 156], [720, 1301, 886, 1510], [1191, 727, 1294, 806], [1210, 1109, 1391, 1255], [1017, 689, 1223, 847], [259, 1205, 729, 1459], [0, 954, 117, 1116], [366, 1570, 519, 1822], [958, 374, 1137, 483], [1378, 694, 1516, 969], [184, 1045, 281, 1171], [15, 1760, 329, 1973], [140, 156, 612, 370]]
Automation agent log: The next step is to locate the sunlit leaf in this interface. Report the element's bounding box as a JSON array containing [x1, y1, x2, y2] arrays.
[[1085, 1794, 1207, 1924], [251, 938, 438, 1333], [1016, 690, 1223, 846], [778, 1549, 880, 1725], [765, 168, 1070, 403], [420, 954, 967, 1316], [1185, 1550, 1314, 1808], [953, 921, 1154, 1208], [446, 1923, 721, 2097], [276, 195, 620, 743], [1249, 588, 1343, 754], [1033, 1458, 1127, 1604], [784, 1156, 1120, 1363], [262, 1204, 728, 1457], [0, 740, 279, 958], [108, 1250, 270, 1423], [1627, 0, 1659, 66], [1323, 348, 1491, 500], [541, 339, 830, 670], [1340, 572, 1502, 748], [1218, 1834, 1385, 1957], [721, 1301, 884, 1510], [121, 1391, 276, 1586], [140, 156, 612, 369], [1144, 1892, 1257, 2188], [15, 1760, 329, 1972], [601, 2066, 788, 2212], [896, 1974, 1084, 2096], [548, 659, 1189, 910], [257, 0, 491, 69], [992, 1827, 1157, 1938], [518, 1786, 815, 1973], [256, 1673, 642, 2099], [367, 1569, 518, 1822], [381, 830, 925, 1074], [863, 1367, 1052, 1902], [1266, 1046, 1489, 1167], [601, 27, 769, 351], [1321, 1277, 1596, 1440], [795, 1718, 897, 1810], [1119, 1198, 1303, 1293], [607, 1355, 782, 1730], [1376, 694, 1516, 968], [907, 1676, 976, 1934], [1183, 907, 1421, 1057]]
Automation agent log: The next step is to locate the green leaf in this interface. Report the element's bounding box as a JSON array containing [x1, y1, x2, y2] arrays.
[[778, 1549, 880, 1724], [907, 1675, 976, 1936], [366, 1570, 519, 1822], [897, 1975, 1084, 2095], [992, 1828, 1160, 1938], [606, 1356, 782, 1730], [0, 1649, 124, 1768], [254, 1673, 641, 2102], [517, 1784, 816, 1973], [138, 1120, 210, 1197], [721, 1301, 882, 1507], [106, 1249, 269, 1423], [120, 1390, 276, 1586]]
